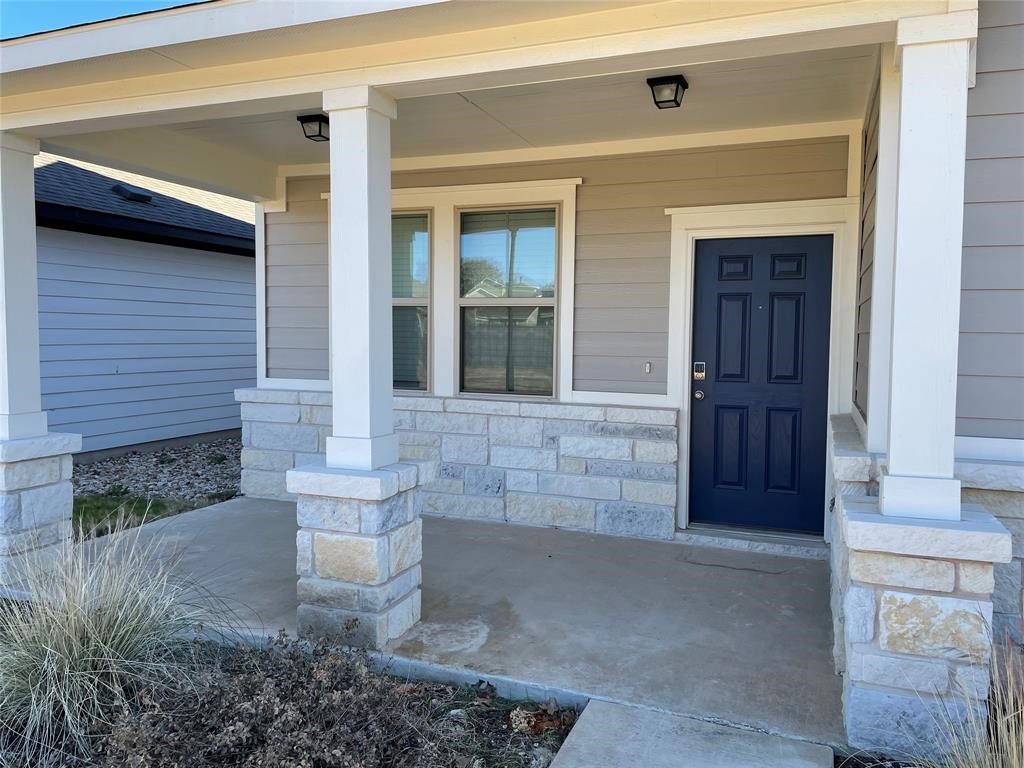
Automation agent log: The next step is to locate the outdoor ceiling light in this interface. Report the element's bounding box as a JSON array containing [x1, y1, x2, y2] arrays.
[[646, 74, 689, 109], [297, 113, 330, 142]]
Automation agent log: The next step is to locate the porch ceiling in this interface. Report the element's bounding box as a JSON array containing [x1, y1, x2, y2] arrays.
[[44, 43, 876, 180]]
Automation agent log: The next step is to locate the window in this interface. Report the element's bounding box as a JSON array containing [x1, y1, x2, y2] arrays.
[[392, 213, 430, 390], [458, 208, 557, 396]]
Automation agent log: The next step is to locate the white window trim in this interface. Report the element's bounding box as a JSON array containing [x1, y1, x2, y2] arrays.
[[393, 178, 580, 399], [665, 197, 862, 532]]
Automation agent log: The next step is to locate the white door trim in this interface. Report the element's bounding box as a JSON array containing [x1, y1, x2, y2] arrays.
[[666, 197, 861, 531]]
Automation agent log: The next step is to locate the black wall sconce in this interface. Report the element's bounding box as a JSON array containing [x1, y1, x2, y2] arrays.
[[297, 113, 330, 141], [646, 74, 688, 109]]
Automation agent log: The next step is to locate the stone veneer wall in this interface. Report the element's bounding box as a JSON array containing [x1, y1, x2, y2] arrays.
[[829, 414, 1024, 654], [237, 389, 680, 540]]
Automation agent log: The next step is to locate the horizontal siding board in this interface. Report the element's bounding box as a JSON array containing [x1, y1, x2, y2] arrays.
[[960, 290, 1024, 333], [966, 114, 1024, 159], [967, 70, 1024, 116], [37, 229, 255, 451], [964, 157, 1024, 202], [83, 417, 245, 452], [980, 0, 1024, 27], [270, 138, 848, 394], [958, 333, 1024, 376], [961, 246, 1024, 289], [976, 23, 1024, 72], [956, 376, 1024, 421], [963, 202, 1024, 246], [573, 379, 666, 394], [955, 417, 1024, 440]]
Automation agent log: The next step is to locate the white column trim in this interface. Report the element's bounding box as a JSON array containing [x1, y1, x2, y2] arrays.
[[880, 36, 971, 520], [666, 197, 861, 531]]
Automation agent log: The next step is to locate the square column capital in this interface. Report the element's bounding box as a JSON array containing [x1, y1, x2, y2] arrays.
[[323, 86, 397, 120], [896, 10, 977, 49], [0, 132, 40, 156]]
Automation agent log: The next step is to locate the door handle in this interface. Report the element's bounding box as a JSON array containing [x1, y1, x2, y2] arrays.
[[694, 390, 705, 401]]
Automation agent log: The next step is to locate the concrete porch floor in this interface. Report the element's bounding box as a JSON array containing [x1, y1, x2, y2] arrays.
[[136, 497, 844, 747]]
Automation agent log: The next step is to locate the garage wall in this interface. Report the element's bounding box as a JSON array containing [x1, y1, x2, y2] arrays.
[[37, 227, 257, 451]]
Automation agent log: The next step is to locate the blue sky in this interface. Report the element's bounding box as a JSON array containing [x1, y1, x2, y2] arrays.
[[1, 1, 196, 39]]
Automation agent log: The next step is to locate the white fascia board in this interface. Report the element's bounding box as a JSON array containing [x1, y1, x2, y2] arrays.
[[0, 0, 450, 74]]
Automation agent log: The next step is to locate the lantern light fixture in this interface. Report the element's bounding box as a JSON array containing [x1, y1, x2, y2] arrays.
[[646, 74, 688, 109], [297, 113, 330, 142]]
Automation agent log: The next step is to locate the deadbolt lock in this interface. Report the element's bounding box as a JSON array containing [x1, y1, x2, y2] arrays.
[[693, 361, 706, 381]]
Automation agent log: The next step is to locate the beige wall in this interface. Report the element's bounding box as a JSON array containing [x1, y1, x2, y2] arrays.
[[958, 1, 1024, 440], [265, 137, 849, 392], [853, 81, 880, 419]]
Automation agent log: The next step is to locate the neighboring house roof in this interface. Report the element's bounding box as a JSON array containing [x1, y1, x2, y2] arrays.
[[34, 153, 256, 256]]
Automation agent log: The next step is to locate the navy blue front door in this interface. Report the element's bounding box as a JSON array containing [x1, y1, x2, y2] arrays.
[[689, 235, 833, 535]]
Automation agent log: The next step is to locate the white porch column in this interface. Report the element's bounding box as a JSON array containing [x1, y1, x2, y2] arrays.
[[0, 133, 47, 442], [0, 131, 81, 591], [880, 17, 974, 520], [323, 86, 398, 471]]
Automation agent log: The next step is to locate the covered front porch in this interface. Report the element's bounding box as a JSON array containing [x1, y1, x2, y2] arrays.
[[139, 496, 843, 746]]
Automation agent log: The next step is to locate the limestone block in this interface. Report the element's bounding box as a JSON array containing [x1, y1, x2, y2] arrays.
[[0, 433, 81, 463], [0, 457, 62, 492], [416, 412, 487, 435], [622, 479, 676, 506], [241, 469, 290, 499], [595, 501, 674, 539], [313, 532, 389, 585], [394, 396, 444, 412], [845, 685, 978, 761], [961, 489, 1022, 519], [538, 473, 620, 500], [953, 663, 991, 700], [297, 603, 389, 648], [249, 422, 320, 452], [878, 591, 992, 660], [488, 416, 543, 447], [506, 493, 595, 530], [490, 446, 557, 471], [287, 464, 400, 501], [993, 560, 1022, 614], [301, 405, 333, 425], [441, 435, 488, 464], [0, 519, 70, 558], [848, 551, 955, 592], [520, 403, 605, 421], [958, 562, 995, 594], [445, 399, 519, 416], [505, 470, 538, 493], [394, 410, 415, 430], [60, 456, 73, 481], [0, 493, 20, 533], [18, 481, 72, 530], [605, 407, 677, 426], [558, 457, 586, 474], [399, 444, 440, 461], [399, 431, 440, 447], [296, 496, 361, 532], [419, 492, 505, 520], [843, 585, 876, 643], [241, 448, 294, 472], [422, 478, 464, 494], [388, 519, 422, 574], [296, 530, 313, 576], [386, 588, 422, 640], [359, 495, 415, 535], [299, 391, 332, 406], [440, 463, 465, 480], [634, 440, 678, 464], [559, 436, 632, 461], [464, 467, 505, 497], [848, 650, 949, 693], [587, 460, 676, 481], [234, 388, 299, 404], [241, 403, 300, 423], [298, 568, 421, 615]]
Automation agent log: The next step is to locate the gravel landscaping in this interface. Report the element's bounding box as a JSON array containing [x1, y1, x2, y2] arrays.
[[74, 436, 242, 501]]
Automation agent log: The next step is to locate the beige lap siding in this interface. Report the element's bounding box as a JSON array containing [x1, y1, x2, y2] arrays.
[[852, 82, 879, 418], [263, 137, 849, 393], [957, 1, 1024, 440]]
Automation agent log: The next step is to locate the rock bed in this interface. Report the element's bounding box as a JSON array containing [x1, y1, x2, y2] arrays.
[[73, 436, 242, 501]]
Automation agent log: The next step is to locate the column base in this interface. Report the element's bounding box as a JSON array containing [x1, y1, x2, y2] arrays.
[[880, 472, 962, 520], [835, 494, 1011, 760], [287, 458, 435, 648], [0, 432, 82, 590]]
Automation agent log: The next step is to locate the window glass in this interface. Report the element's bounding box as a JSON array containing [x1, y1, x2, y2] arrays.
[[461, 306, 554, 396], [460, 209, 556, 299], [392, 214, 430, 299], [392, 306, 428, 391]]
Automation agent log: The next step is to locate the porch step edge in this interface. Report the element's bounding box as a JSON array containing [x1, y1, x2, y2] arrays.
[[550, 700, 833, 768]]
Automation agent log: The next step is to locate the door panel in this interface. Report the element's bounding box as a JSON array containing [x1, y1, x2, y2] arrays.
[[689, 235, 832, 534]]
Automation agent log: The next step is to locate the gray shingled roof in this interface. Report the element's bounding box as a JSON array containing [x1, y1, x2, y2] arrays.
[[34, 153, 255, 241]]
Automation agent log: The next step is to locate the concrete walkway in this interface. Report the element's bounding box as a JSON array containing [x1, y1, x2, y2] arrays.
[[551, 701, 833, 768], [137, 498, 843, 747]]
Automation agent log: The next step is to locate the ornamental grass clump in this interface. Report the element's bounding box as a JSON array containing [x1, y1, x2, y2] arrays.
[[0, 515, 213, 767]]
